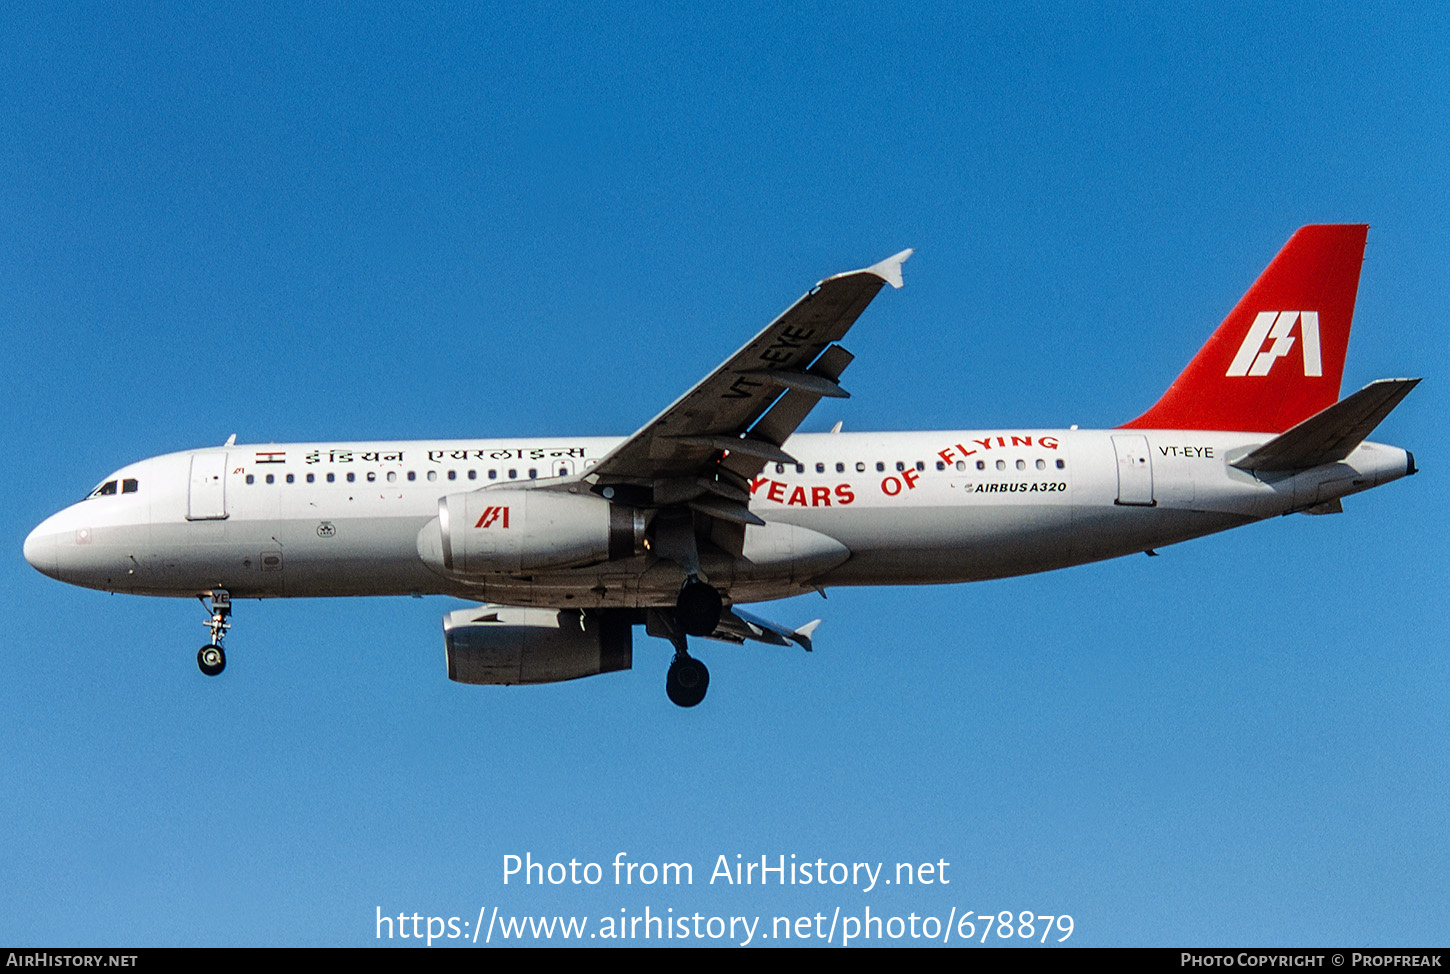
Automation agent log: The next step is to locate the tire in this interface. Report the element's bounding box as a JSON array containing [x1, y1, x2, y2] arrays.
[[676, 580, 723, 637], [197, 644, 226, 677], [666, 656, 709, 708]]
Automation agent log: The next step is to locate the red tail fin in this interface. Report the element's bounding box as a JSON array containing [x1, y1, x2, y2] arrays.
[[1120, 224, 1368, 433]]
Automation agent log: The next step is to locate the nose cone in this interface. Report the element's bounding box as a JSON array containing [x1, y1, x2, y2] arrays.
[[23, 519, 58, 578]]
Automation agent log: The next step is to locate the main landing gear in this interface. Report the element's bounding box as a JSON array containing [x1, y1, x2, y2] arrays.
[[666, 654, 709, 708], [197, 590, 230, 677], [651, 586, 721, 708], [676, 577, 722, 637]]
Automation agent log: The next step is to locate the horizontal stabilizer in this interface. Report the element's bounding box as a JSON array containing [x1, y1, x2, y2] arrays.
[[1231, 378, 1420, 472]]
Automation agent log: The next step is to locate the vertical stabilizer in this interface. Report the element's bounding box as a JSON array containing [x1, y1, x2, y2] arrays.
[[1121, 224, 1368, 432]]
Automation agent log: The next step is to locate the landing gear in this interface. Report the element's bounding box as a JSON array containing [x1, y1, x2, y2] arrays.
[[197, 590, 231, 677], [198, 644, 226, 676], [666, 654, 710, 708], [646, 606, 712, 708], [676, 577, 722, 637]]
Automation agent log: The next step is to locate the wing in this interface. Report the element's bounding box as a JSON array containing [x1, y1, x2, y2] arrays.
[[577, 249, 911, 552]]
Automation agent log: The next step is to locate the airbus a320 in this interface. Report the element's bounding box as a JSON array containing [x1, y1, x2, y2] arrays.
[[24, 225, 1417, 706]]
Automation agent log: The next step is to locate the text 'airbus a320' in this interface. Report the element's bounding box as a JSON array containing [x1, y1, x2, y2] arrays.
[[25, 225, 1417, 706]]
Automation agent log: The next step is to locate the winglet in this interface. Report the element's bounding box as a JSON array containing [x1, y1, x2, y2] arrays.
[[865, 249, 913, 289], [791, 618, 822, 653]]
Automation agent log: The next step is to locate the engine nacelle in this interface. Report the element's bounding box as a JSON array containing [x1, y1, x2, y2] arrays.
[[443, 606, 633, 685], [417, 489, 645, 575]]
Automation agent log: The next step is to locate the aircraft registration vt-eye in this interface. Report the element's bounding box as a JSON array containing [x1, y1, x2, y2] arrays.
[[24, 225, 1418, 707]]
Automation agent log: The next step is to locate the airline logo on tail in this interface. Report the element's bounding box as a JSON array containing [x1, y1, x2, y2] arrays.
[[1119, 224, 1367, 433], [1226, 311, 1322, 377]]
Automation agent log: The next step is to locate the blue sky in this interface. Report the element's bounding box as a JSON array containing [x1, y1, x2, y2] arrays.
[[3, 1, 1446, 947]]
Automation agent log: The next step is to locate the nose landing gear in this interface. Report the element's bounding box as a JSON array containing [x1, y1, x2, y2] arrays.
[[196, 590, 230, 677], [197, 643, 225, 677]]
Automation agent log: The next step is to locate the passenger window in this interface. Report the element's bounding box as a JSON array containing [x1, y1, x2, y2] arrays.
[[306, 473, 315, 483], [775, 464, 784, 474], [955, 461, 966, 471], [1056, 459, 1065, 469], [122, 479, 138, 493], [427, 470, 437, 482], [856, 462, 866, 473], [469, 470, 478, 480], [266, 474, 275, 484], [995, 460, 1006, 471], [346, 472, 355, 483], [489, 469, 498, 480], [529, 468, 538, 479], [935, 462, 945, 471], [245, 475, 254, 485], [508, 469, 517, 479], [286, 473, 295, 483], [895, 462, 905, 472], [366, 472, 376, 482], [386, 472, 396, 483], [875, 462, 885, 472], [976, 460, 985, 470], [916, 461, 926, 471], [1015, 459, 1025, 470], [795, 464, 804, 474], [448, 470, 457, 480], [326, 472, 335, 483], [815, 463, 825, 474], [836, 463, 845, 473], [1036, 459, 1046, 470]]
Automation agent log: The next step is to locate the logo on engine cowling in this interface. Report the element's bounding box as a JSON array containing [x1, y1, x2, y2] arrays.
[[474, 506, 510, 529]]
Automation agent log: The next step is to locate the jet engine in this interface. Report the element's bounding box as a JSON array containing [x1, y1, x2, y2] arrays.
[[417, 490, 646, 575], [443, 605, 633, 685]]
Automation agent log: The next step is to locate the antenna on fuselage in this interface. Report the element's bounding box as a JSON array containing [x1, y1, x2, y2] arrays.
[[224, 433, 236, 447]]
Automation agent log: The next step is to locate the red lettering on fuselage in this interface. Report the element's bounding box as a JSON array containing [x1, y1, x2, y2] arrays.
[[937, 434, 1060, 466], [748, 478, 856, 507]]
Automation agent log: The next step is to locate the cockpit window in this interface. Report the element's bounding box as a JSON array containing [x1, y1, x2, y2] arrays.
[[85, 478, 139, 500]]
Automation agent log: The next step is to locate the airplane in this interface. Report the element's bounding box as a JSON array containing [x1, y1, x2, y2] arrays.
[[23, 224, 1418, 707]]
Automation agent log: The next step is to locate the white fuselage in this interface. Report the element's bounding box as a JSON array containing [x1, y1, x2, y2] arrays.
[[23, 428, 1413, 609]]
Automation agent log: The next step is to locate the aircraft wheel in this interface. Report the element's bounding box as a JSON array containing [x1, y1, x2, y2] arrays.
[[197, 644, 226, 677], [676, 580, 722, 637], [666, 656, 709, 708]]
